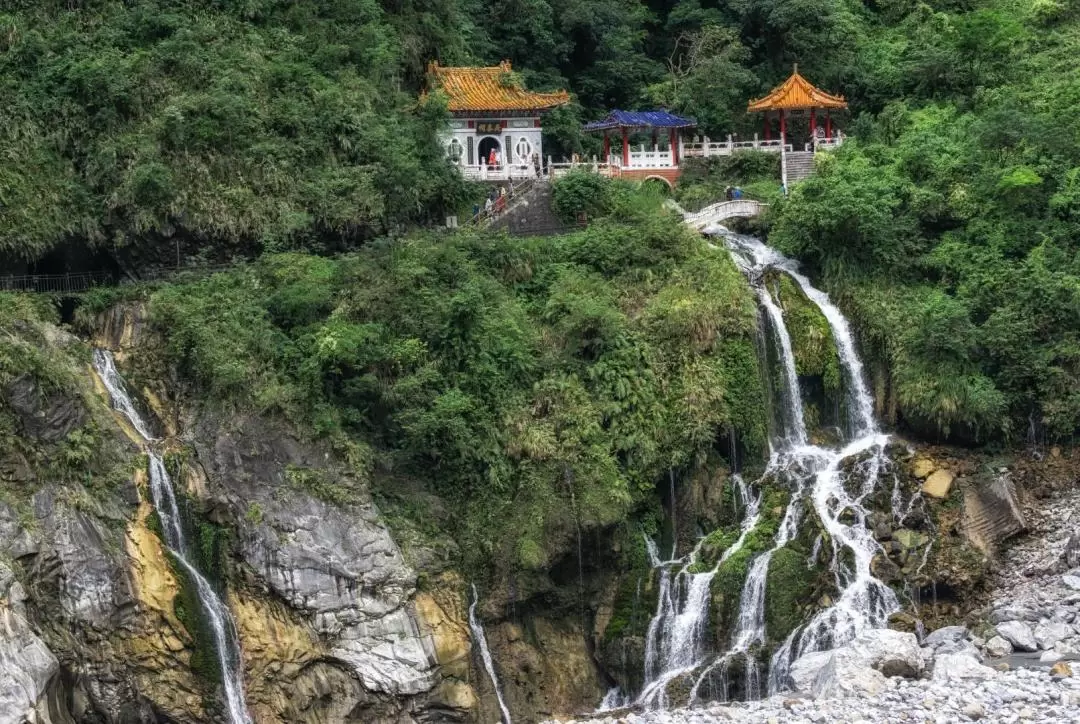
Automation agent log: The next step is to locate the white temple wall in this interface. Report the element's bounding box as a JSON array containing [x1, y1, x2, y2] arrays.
[[440, 117, 545, 167]]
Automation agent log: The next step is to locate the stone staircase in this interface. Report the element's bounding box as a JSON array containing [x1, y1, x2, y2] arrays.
[[786, 151, 816, 184]]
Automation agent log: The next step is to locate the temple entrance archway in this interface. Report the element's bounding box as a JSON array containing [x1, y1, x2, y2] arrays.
[[478, 136, 502, 166]]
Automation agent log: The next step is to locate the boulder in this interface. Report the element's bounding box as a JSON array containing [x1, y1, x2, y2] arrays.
[[1054, 638, 1080, 658], [1062, 575, 1080, 591], [1040, 650, 1062, 664], [990, 606, 1038, 624], [924, 625, 968, 649], [931, 653, 998, 681], [809, 655, 887, 698], [996, 621, 1038, 652], [790, 629, 925, 698], [921, 469, 954, 499], [935, 639, 981, 659], [984, 636, 1013, 658], [1034, 622, 1072, 650], [912, 459, 936, 479]]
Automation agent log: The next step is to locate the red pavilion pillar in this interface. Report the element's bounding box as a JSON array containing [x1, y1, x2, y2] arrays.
[[810, 107, 817, 142], [779, 110, 786, 140], [622, 127, 630, 167], [764, 111, 771, 141], [826, 110, 833, 138], [603, 131, 610, 161], [669, 129, 678, 166]]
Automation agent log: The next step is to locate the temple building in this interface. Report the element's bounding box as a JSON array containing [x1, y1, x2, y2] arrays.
[[582, 110, 697, 186], [428, 61, 569, 180], [747, 65, 848, 148]]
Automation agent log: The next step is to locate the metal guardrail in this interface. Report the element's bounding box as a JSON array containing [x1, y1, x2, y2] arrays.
[[0, 264, 238, 294]]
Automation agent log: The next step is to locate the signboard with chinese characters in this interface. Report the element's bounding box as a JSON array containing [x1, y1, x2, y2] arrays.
[[476, 121, 502, 135]]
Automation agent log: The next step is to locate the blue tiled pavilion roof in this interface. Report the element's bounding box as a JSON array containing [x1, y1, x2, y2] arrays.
[[583, 110, 697, 132]]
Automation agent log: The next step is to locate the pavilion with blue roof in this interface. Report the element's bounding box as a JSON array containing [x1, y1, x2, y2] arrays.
[[583, 110, 697, 175]]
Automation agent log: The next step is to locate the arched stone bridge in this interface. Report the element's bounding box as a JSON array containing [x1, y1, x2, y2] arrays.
[[683, 199, 767, 231]]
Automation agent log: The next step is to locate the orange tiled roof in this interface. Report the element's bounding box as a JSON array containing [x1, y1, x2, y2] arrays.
[[747, 66, 847, 112], [428, 61, 570, 113]]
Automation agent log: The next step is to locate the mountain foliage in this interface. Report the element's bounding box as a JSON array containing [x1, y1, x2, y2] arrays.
[[3, 0, 1079, 442], [137, 187, 767, 571]]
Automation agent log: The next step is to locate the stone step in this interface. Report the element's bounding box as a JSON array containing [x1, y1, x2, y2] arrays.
[[786, 151, 817, 183]]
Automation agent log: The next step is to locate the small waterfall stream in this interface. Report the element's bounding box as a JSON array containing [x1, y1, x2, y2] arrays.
[[93, 350, 252, 724], [631, 227, 899, 708], [468, 584, 513, 724]]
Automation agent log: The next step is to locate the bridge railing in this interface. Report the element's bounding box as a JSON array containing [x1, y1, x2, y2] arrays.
[[683, 200, 766, 229]]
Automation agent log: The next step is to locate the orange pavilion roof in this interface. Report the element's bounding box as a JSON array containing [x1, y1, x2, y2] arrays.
[[428, 61, 570, 114], [747, 66, 847, 112]]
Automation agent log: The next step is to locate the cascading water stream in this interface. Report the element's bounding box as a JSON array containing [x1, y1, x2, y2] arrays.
[[626, 226, 899, 708], [92, 349, 252, 724], [636, 477, 761, 709], [717, 232, 899, 695], [468, 584, 513, 724]]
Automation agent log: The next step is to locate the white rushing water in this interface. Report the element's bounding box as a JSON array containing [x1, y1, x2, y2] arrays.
[[93, 349, 252, 724], [468, 584, 513, 724], [637, 477, 761, 709], [631, 226, 900, 708]]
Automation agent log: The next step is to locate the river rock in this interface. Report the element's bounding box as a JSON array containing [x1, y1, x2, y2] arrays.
[[1035, 621, 1073, 650], [1050, 661, 1074, 679], [931, 653, 998, 681], [996, 621, 1038, 652], [1040, 650, 1063, 663], [961, 702, 986, 720], [984, 635, 1013, 657], [921, 469, 954, 499], [1062, 574, 1080, 591], [924, 625, 968, 649]]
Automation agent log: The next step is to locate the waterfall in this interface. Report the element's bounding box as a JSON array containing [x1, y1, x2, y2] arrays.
[[92, 350, 252, 724], [755, 286, 807, 447], [636, 477, 761, 709], [719, 231, 898, 694], [626, 227, 899, 708], [468, 584, 513, 724]]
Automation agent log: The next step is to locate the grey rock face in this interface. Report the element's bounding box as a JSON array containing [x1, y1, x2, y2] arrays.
[[5, 375, 86, 444], [996, 620, 1038, 652], [1062, 535, 1080, 572], [0, 561, 58, 724], [197, 414, 439, 698]]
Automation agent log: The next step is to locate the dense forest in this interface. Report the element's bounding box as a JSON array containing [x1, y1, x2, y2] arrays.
[[2, 1, 1079, 463]]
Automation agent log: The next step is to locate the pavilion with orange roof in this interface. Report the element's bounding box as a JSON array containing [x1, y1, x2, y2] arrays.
[[428, 61, 570, 180], [747, 65, 847, 146]]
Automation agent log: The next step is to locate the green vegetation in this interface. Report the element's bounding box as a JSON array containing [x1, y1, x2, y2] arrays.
[[143, 185, 767, 573], [765, 1, 1080, 441]]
